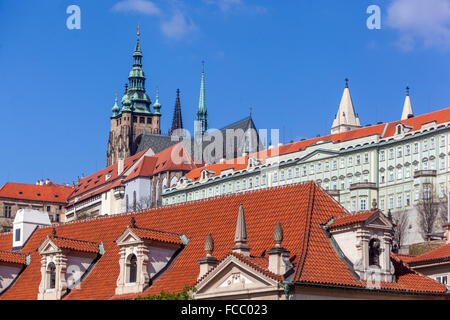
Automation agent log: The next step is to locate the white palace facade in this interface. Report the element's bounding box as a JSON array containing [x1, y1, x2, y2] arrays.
[[163, 83, 450, 246]]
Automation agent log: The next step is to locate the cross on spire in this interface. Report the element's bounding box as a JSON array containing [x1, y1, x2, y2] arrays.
[[137, 25, 140, 37], [406, 86, 410, 96], [345, 78, 349, 88]]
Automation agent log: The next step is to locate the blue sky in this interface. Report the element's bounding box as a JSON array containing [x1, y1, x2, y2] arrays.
[[0, 0, 450, 186]]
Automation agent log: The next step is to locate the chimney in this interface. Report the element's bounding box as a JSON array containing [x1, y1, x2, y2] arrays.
[[118, 158, 124, 175], [36, 180, 40, 185], [13, 209, 51, 250], [197, 233, 219, 280], [45, 178, 50, 185], [267, 222, 291, 275], [40, 180, 44, 186], [232, 204, 251, 256]]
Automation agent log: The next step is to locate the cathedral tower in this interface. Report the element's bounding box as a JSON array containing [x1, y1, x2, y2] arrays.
[[107, 27, 162, 166], [195, 62, 208, 138]]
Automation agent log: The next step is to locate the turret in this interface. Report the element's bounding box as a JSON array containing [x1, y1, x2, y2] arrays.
[[331, 78, 362, 134], [401, 86, 414, 120]]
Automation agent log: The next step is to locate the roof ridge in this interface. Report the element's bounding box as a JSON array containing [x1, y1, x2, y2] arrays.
[[52, 236, 98, 245], [131, 226, 181, 237]]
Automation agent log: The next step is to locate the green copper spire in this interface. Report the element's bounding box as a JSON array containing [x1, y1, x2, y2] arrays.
[[112, 92, 120, 117], [196, 61, 208, 135], [153, 87, 161, 115], [125, 26, 152, 115]]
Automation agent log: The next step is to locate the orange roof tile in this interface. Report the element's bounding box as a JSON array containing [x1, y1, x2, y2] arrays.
[[50, 237, 99, 254], [0, 183, 73, 204], [408, 243, 450, 265], [0, 182, 444, 300], [130, 227, 182, 245], [0, 250, 27, 265], [327, 210, 378, 229]]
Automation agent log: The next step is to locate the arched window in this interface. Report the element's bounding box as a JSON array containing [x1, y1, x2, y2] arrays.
[[47, 262, 56, 289], [369, 238, 381, 267], [127, 254, 137, 283]]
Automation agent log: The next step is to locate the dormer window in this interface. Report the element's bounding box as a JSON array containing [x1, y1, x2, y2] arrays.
[[327, 210, 395, 283], [114, 218, 185, 295], [37, 231, 101, 300]]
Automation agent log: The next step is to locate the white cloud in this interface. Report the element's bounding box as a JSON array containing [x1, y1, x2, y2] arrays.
[[386, 0, 450, 50], [204, 0, 266, 14], [112, 0, 161, 15], [160, 12, 197, 40]]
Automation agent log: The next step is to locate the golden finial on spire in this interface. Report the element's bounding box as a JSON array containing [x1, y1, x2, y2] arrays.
[[137, 25, 141, 37]]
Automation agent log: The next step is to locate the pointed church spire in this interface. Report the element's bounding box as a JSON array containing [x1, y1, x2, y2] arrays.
[[401, 86, 414, 120], [232, 204, 250, 256], [112, 91, 120, 117], [331, 78, 362, 134], [170, 89, 183, 135], [195, 61, 208, 136], [153, 87, 161, 115]]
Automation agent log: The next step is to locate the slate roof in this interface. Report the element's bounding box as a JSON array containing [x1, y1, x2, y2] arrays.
[[0, 182, 445, 300]]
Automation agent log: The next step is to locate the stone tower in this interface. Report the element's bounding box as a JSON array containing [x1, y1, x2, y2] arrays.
[[170, 89, 183, 135], [107, 27, 162, 166], [331, 79, 362, 135]]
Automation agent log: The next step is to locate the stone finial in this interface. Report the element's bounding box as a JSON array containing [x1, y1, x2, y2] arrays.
[[131, 217, 136, 228], [372, 198, 377, 210], [234, 204, 248, 244], [205, 233, 214, 257], [232, 204, 251, 256], [273, 222, 284, 247]]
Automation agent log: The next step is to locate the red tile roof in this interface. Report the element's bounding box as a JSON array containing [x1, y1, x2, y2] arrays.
[[50, 237, 99, 254], [183, 108, 450, 181], [0, 250, 26, 265], [130, 227, 182, 245], [327, 210, 379, 229], [408, 243, 450, 265], [0, 182, 73, 204], [0, 182, 445, 300]]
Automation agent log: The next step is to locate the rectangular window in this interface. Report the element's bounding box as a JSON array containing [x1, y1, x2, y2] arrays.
[[348, 157, 353, 166], [389, 149, 394, 160], [364, 174, 369, 183], [441, 136, 446, 147], [415, 189, 419, 200], [243, 180, 247, 190], [397, 169, 403, 180], [405, 145, 411, 156], [280, 170, 285, 181], [360, 199, 367, 211], [273, 172, 278, 183], [236, 181, 240, 192], [356, 155, 361, 165], [4, 205, 11, 218], [332, 160, 337, 170], [441, 158, 446, 171], [380, 199, 385, 210], [431, 138, 435, 149], [302, 166, 307, 177], [310, 165, 315, 175], [389, 197, 394, 209], [295, 168, 300, 178], [47, 206, 51, 212], [389, 171, 394, 182], [255, 177, 259, 187], [325, 162, 330, 171], [424, 140, 428, 151], [351, 200, 356, 212], [287, 169, 292, 180], [406, 194, 410, 207], [341, 181, 345, 190], [380, 151, 385, 162], [56, 214, 60, 222], [15, 228, 20, 242], [381, 173, 385, 183], [405, 167, 411, 178], [317, 163, 322, 173], [423, 161, 429, 170], [397, 196, 402, 208], [262, 175, 267, 186], [340, 158, 345, 169], [414, 143, 419, 154], [397, 147, 402, 158], [364, 153, 369, 164], [436, 276, 448, 285]]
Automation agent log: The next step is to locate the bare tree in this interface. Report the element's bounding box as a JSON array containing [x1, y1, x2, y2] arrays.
[[135, 196, 152, 211], [416, 184, 442, 241], [391, 210, 409, 249]]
